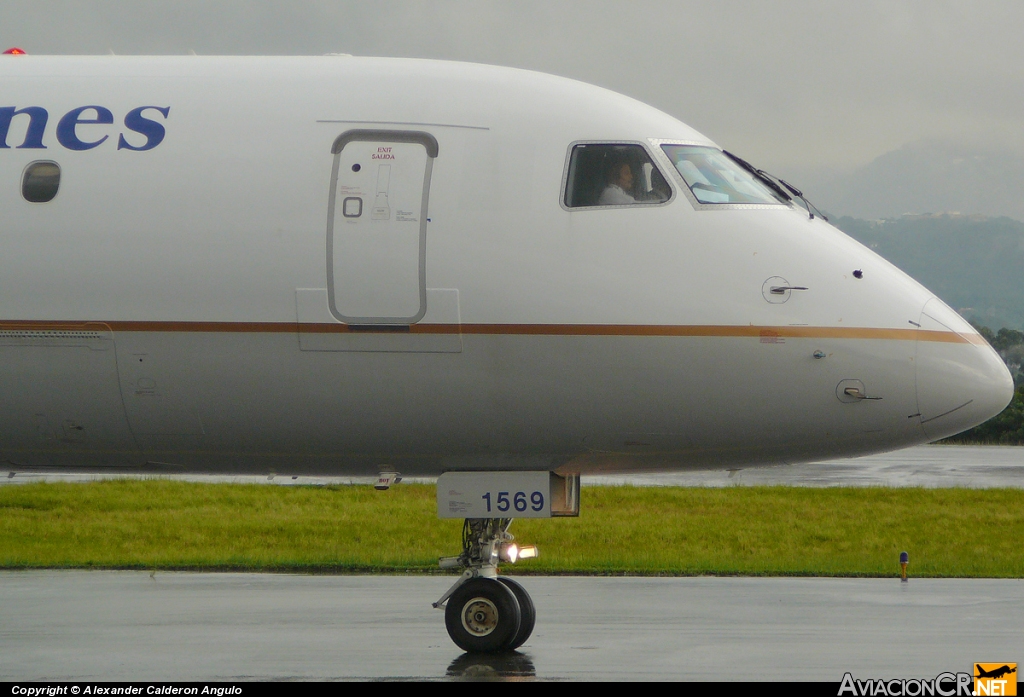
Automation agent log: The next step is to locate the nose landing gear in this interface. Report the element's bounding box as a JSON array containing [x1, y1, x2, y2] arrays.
[[433, 518, 537, 652]]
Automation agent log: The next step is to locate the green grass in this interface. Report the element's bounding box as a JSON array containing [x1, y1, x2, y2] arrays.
[[1, 481, 1022, 577]]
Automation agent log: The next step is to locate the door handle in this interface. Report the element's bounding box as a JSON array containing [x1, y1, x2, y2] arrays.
[[844, 386, 882, 401]]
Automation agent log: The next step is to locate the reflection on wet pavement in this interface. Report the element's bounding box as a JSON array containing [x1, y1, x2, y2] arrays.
[[446, 651, 536, 680]]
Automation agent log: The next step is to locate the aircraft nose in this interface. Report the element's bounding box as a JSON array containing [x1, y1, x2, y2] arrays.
[[915, 299, 1015, 441]]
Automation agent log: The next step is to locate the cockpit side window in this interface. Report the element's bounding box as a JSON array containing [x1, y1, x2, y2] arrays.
[[564, 143, 671, 208]]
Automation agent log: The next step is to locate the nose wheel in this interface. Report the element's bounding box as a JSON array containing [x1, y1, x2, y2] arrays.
[[435, 518, 538, 652], [495, 576, 536, 651], [445, 577, 523, 652]]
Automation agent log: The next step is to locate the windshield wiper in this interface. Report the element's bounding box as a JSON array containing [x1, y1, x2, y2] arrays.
[[773, 177, 828, 221], [722, 151, 791, 202], [723, 150, 828, 221]]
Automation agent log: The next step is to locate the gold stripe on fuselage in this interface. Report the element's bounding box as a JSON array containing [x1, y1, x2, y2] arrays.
[[0, 320, 985, 345]]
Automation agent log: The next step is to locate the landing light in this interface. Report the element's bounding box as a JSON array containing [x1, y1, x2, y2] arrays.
[[500, 543, 539, 563], [517, 545, 539, 560]]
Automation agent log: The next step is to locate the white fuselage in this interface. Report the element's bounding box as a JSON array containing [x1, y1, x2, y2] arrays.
[[0, 56, 1013, 475]]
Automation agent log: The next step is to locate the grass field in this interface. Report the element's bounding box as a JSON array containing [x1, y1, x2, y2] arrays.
[[1, 480, 1022, 577]]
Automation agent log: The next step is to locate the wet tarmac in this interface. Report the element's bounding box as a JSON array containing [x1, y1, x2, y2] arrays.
[[3, 445, 1022, 489], [586, 444, 1024, 488], [1, 572, 1020, 681]]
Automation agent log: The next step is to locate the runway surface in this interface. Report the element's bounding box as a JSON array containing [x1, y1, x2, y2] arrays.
[[587, 444, 1024, 488], [2, 572, 1021, 681], [3, 445, 1021, 488]]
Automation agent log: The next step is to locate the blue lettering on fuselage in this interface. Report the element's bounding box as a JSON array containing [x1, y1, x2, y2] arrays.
[[56, 106, 115, 150], [117, 106, 170, 151], [0, 105, 169, 150]]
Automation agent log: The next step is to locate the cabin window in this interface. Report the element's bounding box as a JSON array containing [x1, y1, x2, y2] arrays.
[[22, 161, 61, 203], [661, 144, 787, 205], [563, 144, 671, 208]]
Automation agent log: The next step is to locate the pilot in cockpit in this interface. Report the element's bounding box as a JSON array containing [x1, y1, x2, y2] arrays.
[[598, 158, 637, 205]]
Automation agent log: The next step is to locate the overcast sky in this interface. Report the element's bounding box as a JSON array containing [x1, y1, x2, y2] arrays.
[[3, 1, 1023, 183]]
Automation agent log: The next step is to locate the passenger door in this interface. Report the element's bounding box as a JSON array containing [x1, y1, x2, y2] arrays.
[[327, 130, 438, 325]]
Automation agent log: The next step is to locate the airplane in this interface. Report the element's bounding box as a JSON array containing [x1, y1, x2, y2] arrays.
[[976, 665, 1016, 680], [0, 53, 1014, 653]]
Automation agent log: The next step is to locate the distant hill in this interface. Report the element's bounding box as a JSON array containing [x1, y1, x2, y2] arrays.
[[809, 141, 1024, 221], [831, 214, 1024, 331]]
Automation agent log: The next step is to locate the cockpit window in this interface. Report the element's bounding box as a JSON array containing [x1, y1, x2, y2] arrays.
[[661, 144, 788, 205], [564, 144, 671, 208]]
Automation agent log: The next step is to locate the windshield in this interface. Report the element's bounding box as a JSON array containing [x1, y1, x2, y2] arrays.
[[661, 144, 789, 205]]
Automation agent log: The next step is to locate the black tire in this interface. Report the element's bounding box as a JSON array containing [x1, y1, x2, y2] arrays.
[[445, 577, 522, 653], [496, 577, 535, 650]]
